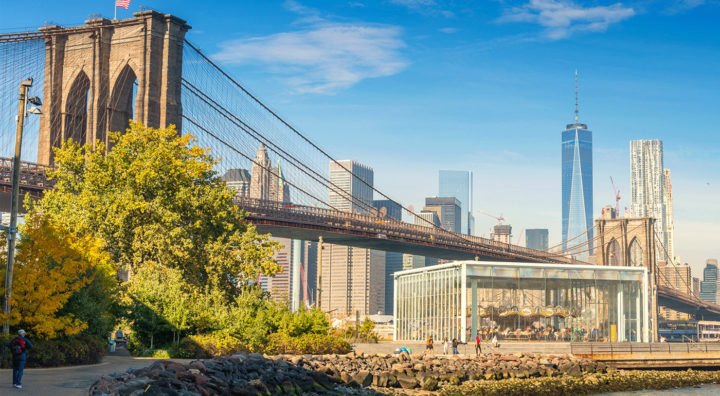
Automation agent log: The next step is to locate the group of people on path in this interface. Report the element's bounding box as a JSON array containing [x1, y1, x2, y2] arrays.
[[425, 333, 500, 356], [5, 329, 33, 389]]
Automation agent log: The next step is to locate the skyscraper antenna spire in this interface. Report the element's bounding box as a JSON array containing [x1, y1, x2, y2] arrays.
[[574, 69, 579, 124]]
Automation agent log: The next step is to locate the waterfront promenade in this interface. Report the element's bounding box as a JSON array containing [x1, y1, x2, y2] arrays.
[[354, 341, 720, 369], [0, 349, 189, 395]]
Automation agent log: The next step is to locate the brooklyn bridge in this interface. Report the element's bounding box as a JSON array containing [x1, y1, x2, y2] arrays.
[[1, 11, 719, 339]]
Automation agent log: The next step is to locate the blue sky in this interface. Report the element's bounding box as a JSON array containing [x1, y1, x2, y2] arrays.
[[3, 0, 719, 274]]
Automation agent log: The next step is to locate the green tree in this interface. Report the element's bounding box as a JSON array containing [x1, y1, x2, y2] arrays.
[[29, 122, 281, 301], [126, 263, 194, 348]]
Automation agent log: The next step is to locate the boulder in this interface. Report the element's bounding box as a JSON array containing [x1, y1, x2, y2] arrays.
[[396, 374, 418, 389]]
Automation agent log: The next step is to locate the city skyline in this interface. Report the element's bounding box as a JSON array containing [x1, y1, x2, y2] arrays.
[[4, 0, 719, 275]]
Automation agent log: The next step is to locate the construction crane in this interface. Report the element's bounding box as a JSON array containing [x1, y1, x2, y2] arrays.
[[610, 176, 621, 215], [476, 210, 505, 225], [515, 228, 524, 245]]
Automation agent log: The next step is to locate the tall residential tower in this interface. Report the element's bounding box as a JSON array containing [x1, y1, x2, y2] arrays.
[[630, 140, 667, 259], [562, 71, 593, 260]]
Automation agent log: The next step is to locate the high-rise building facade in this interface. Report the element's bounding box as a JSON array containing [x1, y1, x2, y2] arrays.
[[438, 170, 473, 235], [663, 169, 675, 260], [263, 239, 317, 308], [561, 73, 593, 261], [658, 262, 692, 320], [373, 199, 403, 316], [329, 160, 373, 213], [222, 168, 251, 198], [526, 229, 549, 250], [320, 160, 385, 316], [700, 259, 719, 304], [630, 140, 666, 259], [250, 144, 290, 203], [423, 197, 462, 233], [491, 224, 512, 244]]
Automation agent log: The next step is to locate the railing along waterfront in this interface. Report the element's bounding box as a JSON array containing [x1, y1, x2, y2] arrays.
[[571, 342, 720, 355], [234, 197, 576, 264]]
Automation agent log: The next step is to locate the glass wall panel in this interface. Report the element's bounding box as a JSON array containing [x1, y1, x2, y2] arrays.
[[395, 263, 647, 343]]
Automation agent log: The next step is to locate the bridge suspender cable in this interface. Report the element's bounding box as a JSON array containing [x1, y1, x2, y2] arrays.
[[181, 79, 378, 216], [182, 115, 341, 212]]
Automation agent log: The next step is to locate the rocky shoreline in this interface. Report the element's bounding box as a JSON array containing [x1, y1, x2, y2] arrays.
[[89, 351, 606, 395]]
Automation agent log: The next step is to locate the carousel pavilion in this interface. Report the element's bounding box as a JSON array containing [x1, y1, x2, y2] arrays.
[[393, 261, 649, 343]]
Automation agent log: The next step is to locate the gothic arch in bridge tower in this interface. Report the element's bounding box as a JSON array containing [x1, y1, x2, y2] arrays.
[[63, 70, 91, 146], [107, 63, 139, 141], [629, 238, 643, 267], [37, 11, 190, 165], [606, 238, 622, 266]]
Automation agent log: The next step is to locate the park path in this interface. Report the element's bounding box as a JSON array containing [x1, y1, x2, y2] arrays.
[[0, 348, 189, 396]]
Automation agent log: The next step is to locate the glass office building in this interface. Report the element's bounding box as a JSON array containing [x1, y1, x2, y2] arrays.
[[394, 261, 648, 343], [562, 122, 593, 260], [438, 170, 472, 235]]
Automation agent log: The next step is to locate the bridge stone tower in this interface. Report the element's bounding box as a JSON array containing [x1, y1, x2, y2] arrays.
[[37, 11, 190, 165], [595, 216, 659, 341]]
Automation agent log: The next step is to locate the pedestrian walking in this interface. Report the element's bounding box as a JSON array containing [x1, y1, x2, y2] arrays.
[[475, 334, 482, 356], [425, 335, 434, 354], [451, 338, 459, 355], [491, 333, 499, 349], [442, 337, 448, 354], [7, 329, 33, 389]]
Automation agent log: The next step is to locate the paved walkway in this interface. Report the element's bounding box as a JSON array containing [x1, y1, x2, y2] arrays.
[[0, 351, 189, 395]]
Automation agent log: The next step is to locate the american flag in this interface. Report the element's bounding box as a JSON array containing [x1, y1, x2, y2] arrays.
[[116, 0, 131, 9]]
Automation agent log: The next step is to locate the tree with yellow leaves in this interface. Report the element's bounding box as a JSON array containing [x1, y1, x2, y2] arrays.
[[0, 215, 112, 338]]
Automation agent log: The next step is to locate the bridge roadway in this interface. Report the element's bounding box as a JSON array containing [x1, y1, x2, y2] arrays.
[[5, 157, 720, 317], [0, 157, 574, 263]]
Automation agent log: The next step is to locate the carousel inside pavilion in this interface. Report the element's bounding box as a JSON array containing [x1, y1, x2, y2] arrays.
[[393, 261, 649, 343]]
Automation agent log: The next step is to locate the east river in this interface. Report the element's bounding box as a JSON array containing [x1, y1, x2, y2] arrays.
[[604, 383, 720, 395]]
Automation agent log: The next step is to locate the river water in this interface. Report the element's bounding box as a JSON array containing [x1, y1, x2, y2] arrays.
[[602, 384, 720, 395]]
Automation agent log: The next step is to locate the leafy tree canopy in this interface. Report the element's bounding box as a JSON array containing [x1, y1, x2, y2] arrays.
[[29, 122, 281, 300]]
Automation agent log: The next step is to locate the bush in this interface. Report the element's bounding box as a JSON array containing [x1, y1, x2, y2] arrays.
[[1, 334, 106, 368], [176, 334, 248, 359], [265, 333, 351, 355]]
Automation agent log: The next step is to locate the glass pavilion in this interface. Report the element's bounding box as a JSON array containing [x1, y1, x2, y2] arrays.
[[394, 261, 648, 343]]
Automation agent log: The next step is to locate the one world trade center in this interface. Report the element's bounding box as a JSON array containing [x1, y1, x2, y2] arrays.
[[562, 71, 593, 260]]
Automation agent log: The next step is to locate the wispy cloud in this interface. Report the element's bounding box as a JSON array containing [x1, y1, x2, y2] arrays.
[[439, 27, 459, 33], [389, 0, 455, 17], [664, 0, 714, 14], [498, 0, 635, 40], [213, 2, 409, 94]]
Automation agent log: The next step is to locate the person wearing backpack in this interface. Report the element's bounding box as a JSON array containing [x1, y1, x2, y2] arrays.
[[6, 329, 33, 389]]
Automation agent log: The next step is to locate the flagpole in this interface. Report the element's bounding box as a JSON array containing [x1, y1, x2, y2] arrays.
[[114, 2, 117, 20]]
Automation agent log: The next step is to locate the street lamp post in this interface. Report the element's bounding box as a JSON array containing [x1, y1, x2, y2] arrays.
[[2, 78, 34, 335]]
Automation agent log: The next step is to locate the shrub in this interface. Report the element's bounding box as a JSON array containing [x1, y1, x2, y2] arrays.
[[265, 333, 351, 355], [1, 335, 106, 368], [151, 349, 171, 358], [177, 334, 247, 359]]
